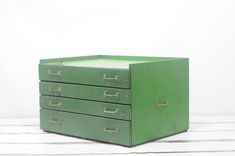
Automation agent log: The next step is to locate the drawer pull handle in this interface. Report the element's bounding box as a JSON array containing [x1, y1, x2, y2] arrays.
[[103, 107, 119, 114], [48, 101, 63, 107], [49, 119, 62, 125], [104, 91, 119, 98], [103, 74, 119, 81], [48, 87, 62, 93], [103, 127, 119, 134], [156, 101, 168, 108], [48, 70, 61, 77]]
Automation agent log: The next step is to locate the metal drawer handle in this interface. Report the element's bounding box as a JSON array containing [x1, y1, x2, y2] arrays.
[[104, 107, 119, 114], [104, 91, 119, 98], [48, 101, 63, 107], [49, 118, 62, 125], [156, 101, 168, 108], [48, 86, 62, 93], [103, 127, 119, 134], [48, 70, 61, 77], [103, 74, 119, 81]]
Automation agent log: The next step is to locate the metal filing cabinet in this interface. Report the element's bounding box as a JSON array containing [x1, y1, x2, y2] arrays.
[[39, 55, 189, 146]]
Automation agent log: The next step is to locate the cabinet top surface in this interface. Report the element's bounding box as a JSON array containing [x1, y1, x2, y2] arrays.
[[45, 59, 147, 69], [40, 55, 184, 69]]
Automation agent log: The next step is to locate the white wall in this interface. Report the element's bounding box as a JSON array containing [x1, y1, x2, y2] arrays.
[[0, 0, 235, 118]]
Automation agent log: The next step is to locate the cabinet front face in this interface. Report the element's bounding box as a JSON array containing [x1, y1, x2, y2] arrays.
[[39, 65, 130, 88], [39, 81, 131, 104], [40, 95, 131, 120], [40, 109, 131, 146]]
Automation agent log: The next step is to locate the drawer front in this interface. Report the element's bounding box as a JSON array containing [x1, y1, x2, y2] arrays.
[[40, 109, 131, 146], [40, 95, 131, 120], [39, 64, 130, 88], [39, 81, 131, 104]]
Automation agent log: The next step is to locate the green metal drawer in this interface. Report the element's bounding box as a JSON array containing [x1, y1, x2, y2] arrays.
[[40, 95, 131, 120], [39, 58, 130, 88], [40, 109, 131, 146], [39, 81, 131, 104]]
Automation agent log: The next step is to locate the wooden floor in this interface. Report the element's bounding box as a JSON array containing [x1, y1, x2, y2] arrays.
[[0, 116, 235, 156]]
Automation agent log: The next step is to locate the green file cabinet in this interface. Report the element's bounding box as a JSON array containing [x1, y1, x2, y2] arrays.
[[39, 55, 189, 146]]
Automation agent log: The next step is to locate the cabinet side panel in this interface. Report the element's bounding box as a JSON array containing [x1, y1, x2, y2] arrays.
[[131, 59, 189, 145]]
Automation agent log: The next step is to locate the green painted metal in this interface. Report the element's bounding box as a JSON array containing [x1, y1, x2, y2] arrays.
[[40, 95, 131, 120], [39, 64, 130, 88], [40, 109, 131, 146], [130, 58, 189, 145], [39, 81, 131, 104], [39, 55, 177, 64], [39, 55, 180, 89], [39, 55, 189, 146]]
